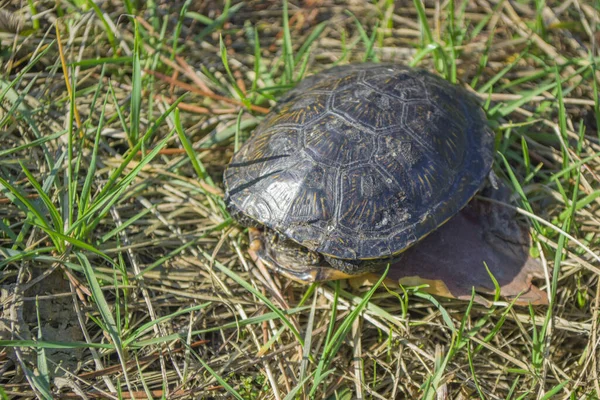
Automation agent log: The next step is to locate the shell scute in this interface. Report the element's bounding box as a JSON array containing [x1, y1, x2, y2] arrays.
[[338, 165, 409, 234], [302, 114, 375, 167], [403, 102, 468, 171], [362, 68, 428, 101], [331, 84, 405, 130]]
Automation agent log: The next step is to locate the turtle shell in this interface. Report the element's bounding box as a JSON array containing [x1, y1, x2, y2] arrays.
[[224, 63, 494, 261]]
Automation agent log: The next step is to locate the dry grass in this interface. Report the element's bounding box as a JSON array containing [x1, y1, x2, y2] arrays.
[[0, 0, 599, 399]]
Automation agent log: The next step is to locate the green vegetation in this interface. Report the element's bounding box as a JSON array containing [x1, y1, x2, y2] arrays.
[[1, 1, 599, 398]]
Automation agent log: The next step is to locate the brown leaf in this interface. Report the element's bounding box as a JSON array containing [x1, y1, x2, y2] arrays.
[[351, 185, 548, 307]]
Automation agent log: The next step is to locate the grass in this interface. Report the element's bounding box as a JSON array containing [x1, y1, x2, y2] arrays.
[[0, 1, 599, 399]]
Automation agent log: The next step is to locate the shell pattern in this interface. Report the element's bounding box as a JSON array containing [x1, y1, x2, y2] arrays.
[[224, 63, 494, 261]]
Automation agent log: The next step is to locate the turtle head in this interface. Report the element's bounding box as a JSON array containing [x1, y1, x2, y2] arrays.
[[248, 228, 360, 283]]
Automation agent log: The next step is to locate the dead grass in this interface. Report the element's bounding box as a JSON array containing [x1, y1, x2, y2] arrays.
[[0, 0, 599, 399]]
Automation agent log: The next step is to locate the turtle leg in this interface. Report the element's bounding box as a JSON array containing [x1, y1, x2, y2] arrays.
[[323, 255, 399, 275], [248, 228, 363, 283], [322, 255, 376, 275]]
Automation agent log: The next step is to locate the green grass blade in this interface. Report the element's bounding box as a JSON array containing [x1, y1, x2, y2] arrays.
[[540, 380, 569, 399], [123, 303, 211, 346], [313, 281, 339, 387], [281, 0, 294, 83], [170, 0, 192, 61], [483, 262, 501, 302], [0, 219, 17, 242], [466, 343, 485, 400], [85, 0, 117, 52], [251, 26, 262, 103], [69, 97, 184, 234], [0, 130, 67, 159], [284, 371, 317, 400], [477, 48, 528, 94], [219, 34, 249, 106], [311, 266, 389, 396], [0, 40, 55, 103], [0, 340, 113, 349], [68, 56, 133, 68], [422, 337, 455, 400], [34, 297, 51, 399], [184, 11, 213, 24], [295, 21, 327, 68], [21, 363, 53, 400], [205, 251, 304, 346], [130, 19, 142, 146], [413, 291, 456, 332], [76, 252, 133, 389], [413, 0, 433, 44], [299, 289, 318, 387], [80, 129, 175, 236], [194, 1, 244, 43], [77, 92, 108, 225], [591, 55, 600, 140], [555, 67, 569, 169], [174, 108, 208, 181], [521, 137, 532, 181], [192, 353, 244, 400], [19, 161, 63, 235], [0, 176, 53, 232], [100, 208, 153, 243], [132, 306, 309, 347], [498, 152, 542, 233], [363, 21, 379, 62], [346, 11, 380, 63], [43, 227, 114, 264]]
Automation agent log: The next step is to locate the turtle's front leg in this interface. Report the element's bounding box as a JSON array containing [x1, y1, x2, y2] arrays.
[[248, 228, 361, 282]]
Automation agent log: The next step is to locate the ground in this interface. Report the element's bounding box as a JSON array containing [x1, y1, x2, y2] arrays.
[[0, 0, 599, 399]]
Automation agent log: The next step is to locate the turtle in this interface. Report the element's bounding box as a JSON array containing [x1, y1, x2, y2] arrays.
[[223, 63, 495, 283]]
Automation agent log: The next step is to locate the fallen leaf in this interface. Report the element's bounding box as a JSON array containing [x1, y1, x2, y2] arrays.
[[351, 185, 548, 307]]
